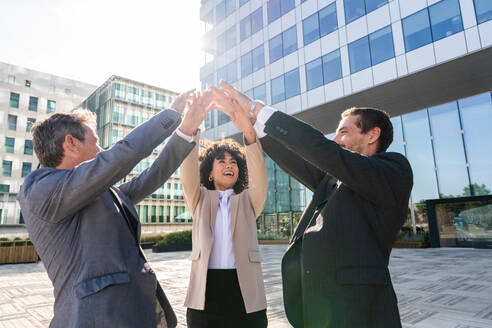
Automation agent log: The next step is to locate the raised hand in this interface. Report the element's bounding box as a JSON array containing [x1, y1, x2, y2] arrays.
[[178, 91, 214, 136], [212, 86, 256, 145], [171, 89, 195, 115], [218, 81, 252, 116]]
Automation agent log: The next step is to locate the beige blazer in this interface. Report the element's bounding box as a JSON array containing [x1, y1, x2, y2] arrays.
[[181, 132, 268, 313]]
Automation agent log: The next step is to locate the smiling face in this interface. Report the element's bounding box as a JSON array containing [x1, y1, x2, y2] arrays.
[[333, 114, 374, 156], [209, 152, 239, 191]]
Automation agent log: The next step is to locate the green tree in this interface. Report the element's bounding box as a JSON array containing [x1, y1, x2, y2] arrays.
[[462, 183, 491, 196]]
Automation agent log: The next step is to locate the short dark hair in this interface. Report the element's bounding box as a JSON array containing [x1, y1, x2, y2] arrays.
[[31, 109, 97, 167], [341, 107, 393, 152], [199, 139, 248, 194]]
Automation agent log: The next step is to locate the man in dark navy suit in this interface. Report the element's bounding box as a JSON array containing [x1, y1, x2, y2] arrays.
[[214, 81, 413, 328]]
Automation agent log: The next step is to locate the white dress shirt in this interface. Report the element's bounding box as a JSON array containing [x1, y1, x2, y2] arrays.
[[208, 189, 236, 269], [174, 129, 237, 268], [253, 105, 277, 138]]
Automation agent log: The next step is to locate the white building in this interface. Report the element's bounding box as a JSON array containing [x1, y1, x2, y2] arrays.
[[0, 62, 96, 233]]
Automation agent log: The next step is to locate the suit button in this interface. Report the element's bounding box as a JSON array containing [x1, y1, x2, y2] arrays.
[[305, 269, 311, 275]]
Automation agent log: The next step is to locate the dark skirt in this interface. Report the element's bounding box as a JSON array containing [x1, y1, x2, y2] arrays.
[[187, 269, 268, 328]]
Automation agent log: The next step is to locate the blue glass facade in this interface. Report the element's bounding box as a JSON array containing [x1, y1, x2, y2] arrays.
[[199, 0, 492, 241], [387, 92, 492, 202]]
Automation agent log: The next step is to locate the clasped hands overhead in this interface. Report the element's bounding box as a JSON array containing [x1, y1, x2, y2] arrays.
[[177, 81, 263, 145]]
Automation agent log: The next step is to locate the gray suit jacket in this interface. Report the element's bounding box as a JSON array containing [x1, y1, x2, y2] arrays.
[[17, 109, 195, 328], [260, 111, 413, 328]]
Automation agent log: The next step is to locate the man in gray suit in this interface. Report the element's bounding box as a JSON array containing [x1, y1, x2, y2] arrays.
[[17, 90, 211, 328], [215, 81, 413, 328]]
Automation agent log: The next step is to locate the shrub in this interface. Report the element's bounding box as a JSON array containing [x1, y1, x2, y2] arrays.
[[0, 237, 12, 247], [396, 230, 429, 242], [156, 230, 192, 246], [257, 232, 289, 241], [140, 234, 166, 244]]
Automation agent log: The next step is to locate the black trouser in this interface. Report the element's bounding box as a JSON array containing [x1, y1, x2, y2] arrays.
[[187, 269, 268, 328]]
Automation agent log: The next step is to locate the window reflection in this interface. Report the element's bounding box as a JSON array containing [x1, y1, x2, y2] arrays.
[[402, 109, 439, 202], [387, 116, 405, 155], [459, 93, 492, 195], [428, 102, 469, 197]]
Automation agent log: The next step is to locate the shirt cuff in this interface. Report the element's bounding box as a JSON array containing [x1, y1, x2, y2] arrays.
[[253, 105, 276, 138], [253, 119, 267, 139], [175, 128, 194, 143], [257, 105, 276, 125]]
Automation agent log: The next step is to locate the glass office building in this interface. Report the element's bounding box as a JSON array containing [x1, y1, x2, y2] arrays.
[[198, 0, 492, 243], [0, 62, 96, 229], [80, 76, 191, 229]]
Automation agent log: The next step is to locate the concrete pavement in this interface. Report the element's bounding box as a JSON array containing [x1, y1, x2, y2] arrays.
[[0, 245, 492, 327]]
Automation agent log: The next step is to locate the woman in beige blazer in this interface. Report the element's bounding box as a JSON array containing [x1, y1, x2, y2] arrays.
[[179, 91, 268, 327]]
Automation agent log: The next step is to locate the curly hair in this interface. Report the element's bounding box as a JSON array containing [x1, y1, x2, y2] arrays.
[[199, 139, 248, 194]]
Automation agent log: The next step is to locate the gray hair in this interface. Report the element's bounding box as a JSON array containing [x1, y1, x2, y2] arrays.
[[31, 109, 97, 167]]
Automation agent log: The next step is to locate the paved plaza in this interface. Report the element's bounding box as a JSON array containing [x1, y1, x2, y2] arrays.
[[0, 245, 492, 327]]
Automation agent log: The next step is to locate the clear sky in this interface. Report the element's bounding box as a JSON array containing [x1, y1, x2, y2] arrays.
[[0, 0, 203, 92]]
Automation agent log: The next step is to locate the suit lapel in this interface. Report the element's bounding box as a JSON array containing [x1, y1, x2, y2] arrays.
[[110, 187, 140, 239], [229, 193, 239, 236], [209, 191, 219, 233]]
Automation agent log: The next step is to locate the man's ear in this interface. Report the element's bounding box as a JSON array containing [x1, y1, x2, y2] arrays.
[[367, 127, 381, 145], [63, 134, 79, 153]]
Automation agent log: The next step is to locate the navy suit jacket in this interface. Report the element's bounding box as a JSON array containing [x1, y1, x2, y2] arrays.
[[260, 111, 413, 328]]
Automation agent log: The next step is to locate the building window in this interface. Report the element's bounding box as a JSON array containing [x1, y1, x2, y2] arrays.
[[269, 25, 297, 64], [474, 0, 492, 24], [348, 25, 394, 74], [306, 58, 324, 91], [25, 80, 31, 87], [240, 0, 249, 7], [216, 1, 226, 23], [8, 115, 17, 131], [225, 26, 236, 51], [225, 0, 236, 16], [252, 45, 265, 72], [253, 84, 266, 103], [322, 49, 343, 84], [128, 87, 140, 103], [428, 0, 463, 42], [241, 52, 253, 77], [24, 140, 33, 155], [140, 90, 154, 107], [240, 7, 263, 41], [402, 0, 463, 52], [267, 0, 281, 24], [9, 92, 20, 108], [112, 106, 125, 123], [267, 0, 295, 24], [240, 15, 252, 41], [47, 100, 56, 113], [319, 3, 338, 38], [241, 45, 264, 78], [302, 3, 338, 46], [271, 68, 300, 104], [112, 83, 126, 100], [28, 96, 38, 111], [218, 61, 237, 84], [348, 35, 371, 73], [0, 184, 9, 193], [303, 12, 320, 46], [26, 118, 36, 133], [21, 162, 32, 178], [251, 7, 263, 35], [2, 161, 12, 177], [5, 137, 15, 153], [344, 0, 388, 24], [369, 25, 395, 66]]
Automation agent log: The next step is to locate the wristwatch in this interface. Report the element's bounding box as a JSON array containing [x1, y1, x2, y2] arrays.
[[250, 100, 264, 117]]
